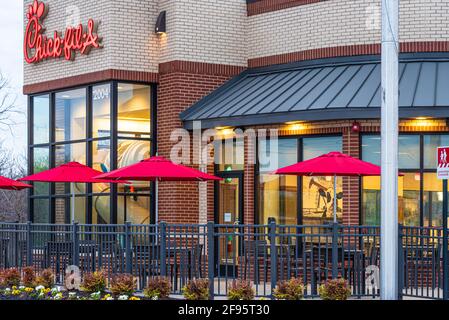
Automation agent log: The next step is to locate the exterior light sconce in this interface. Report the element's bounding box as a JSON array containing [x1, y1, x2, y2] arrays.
[[351, 121, 361, 133], [155, 11, 166, 34]]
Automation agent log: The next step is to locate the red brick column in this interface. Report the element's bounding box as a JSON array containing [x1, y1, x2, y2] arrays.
[[244, 135, 256, 225], [156, 62, 244, 224], [342, 127, 361, 226]]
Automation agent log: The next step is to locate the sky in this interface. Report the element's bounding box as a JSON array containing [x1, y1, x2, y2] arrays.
[[0, 1, 27, 157]]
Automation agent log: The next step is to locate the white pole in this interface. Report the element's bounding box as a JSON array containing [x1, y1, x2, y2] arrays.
[[71, 183, 75, 223], [155, 180, 159, 223], [333, 174, 337, 223], [381, 0, 399, 300]]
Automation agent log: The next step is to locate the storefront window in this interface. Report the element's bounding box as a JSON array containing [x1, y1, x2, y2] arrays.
[[215, 139, 244, 172], [302, 137, 343, 225], [55, 89, 86, 142], [33, 95, 49, 145], [399, 135, 420, 169], [33, 199, 49, 224], [118, 83, 151, 137], [92, 84, 111, 139], [258, 139, 298, 225], [362, 134, 443, 227], [92, 196, 110, 224], [424, 135, 449, 169], [55, 143, 86, 195], [118, 195, 151, 225], [30, 82, 154, 224], [33, 147, 49, 195]]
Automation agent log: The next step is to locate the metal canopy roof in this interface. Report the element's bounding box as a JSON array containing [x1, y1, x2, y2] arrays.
[[180, 53, 449, 129]]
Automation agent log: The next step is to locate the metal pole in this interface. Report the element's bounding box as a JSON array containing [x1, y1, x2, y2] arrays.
[[333, 174, 337, 223], [380, 0, 399, 300], [71, 183, 75, 223], [443, 180, 448, 300]]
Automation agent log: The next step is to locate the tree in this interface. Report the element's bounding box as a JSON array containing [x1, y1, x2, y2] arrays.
[[0, 71, 27, 222]]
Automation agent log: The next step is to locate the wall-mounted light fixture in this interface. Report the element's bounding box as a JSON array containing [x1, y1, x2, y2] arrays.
[[155, 11, 166, 34], [351, 121, 361, 133]]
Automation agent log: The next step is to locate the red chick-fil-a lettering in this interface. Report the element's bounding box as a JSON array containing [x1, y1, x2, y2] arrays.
[[24, 0, 101, 64]]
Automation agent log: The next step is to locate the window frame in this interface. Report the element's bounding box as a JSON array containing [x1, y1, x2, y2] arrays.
[[28, 80, 157, 224]]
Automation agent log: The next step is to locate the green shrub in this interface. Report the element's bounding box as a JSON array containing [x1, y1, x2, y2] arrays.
[[82, 271, 107, 293], [0, 268, 21, 288], [110, 274, 136, 297], [182, 279, 209, 300], [22, 267, 36, 288], [36, 268, 55, 288], [227, 280, 255, 300], [318, 278, 351, 300], [144, 277, 171, 299], [273, 278, 304, 300]]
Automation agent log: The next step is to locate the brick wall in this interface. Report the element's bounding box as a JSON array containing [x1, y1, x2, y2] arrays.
[[156, 63, 243, 224], [247, 0, 449, 61], [23, 0, 160, 86]]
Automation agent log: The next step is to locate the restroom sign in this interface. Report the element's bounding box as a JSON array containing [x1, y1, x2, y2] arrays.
[[437, 147, 449, 179]]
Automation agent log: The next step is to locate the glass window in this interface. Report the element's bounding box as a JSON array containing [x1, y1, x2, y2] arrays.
[[423, 173, 443, 227], [303, 136, 343, 224], [215, 139, 244, 172], [303, 136, 342, 160], [33, 147, 49, 196], [71, 196, 87, 224], [92, 139, 111, 194], [33, 199, 50, 223], [92, 84, 111, 139], [362, 176, 381, 225], [258, 139, 298, 225], [399, 135, 420, 169], [55, 143, 87, 195], [117, 140, 151, 168], [361, 135, 381, 166], [92, 196, 110, 224], [33, 95, 49, 145], [401, 173, 421, 226], [118, 83, 151, 137], [424, 135, 449, 169], [118, 195, 151, 224], [55, 89, 86, 142]]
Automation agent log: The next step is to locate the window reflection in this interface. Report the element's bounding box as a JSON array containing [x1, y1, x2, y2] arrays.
[[92, 196, 110, 224], [424, 135, 449, 169], [302, 137, 343, 224], [399, 135, 420, 169], [33, 95, 49, 145], [118, 195, 150, 225], [92, 139, 111, 194], [92, 84, 111, 139], [118, 83, 151, 137], [401, 173, 420, 226], [258, 139, 297, 225], [423, 173, 443, 227], [55, 89, 86, 142], [33, 199, 49, 224], [215, 139, 244, 172], [33, 147, 49, 196]]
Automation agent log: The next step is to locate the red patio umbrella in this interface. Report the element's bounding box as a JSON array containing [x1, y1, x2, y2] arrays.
[[0, 176, 32, 190], [95, 156, 222, 221], [274, 152, 384, 223], [19, 162, 119, 222]]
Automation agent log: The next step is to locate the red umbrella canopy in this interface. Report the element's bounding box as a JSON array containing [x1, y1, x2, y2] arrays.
[[95, 156, 222, 182], [0, 176, 32, 190], [275, 152, 382, 176], [19, 162, 116, 183]]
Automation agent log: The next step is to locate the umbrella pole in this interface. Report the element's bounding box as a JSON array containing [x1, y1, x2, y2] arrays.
[[333, 174, 337, 224], [71, 183, 75, 223], [155, 180, 158, 223]]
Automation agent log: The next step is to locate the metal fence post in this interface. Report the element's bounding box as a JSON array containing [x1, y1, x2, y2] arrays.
[[269, 221, 277, 299], [72, 222, 79, 267], [332, 222, 339, 279], [26, 221, 32, 266], [398, 224, 404, 300], [443, 179, 448, 300], [125, 221, 132, 274], [160, 222, 167, 277], [207, 221, 215, 300]]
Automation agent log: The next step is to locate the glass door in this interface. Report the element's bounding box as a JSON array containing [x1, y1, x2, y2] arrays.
[[215, 172, 243, 276]]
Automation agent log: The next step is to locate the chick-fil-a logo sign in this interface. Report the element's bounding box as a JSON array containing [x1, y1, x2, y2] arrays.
[[24, 0, 102, 64]]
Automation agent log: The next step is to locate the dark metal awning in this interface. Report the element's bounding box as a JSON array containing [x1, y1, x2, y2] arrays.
[[180, 53, 449, 129]]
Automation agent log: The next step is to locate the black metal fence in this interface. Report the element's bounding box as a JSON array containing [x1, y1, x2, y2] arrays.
[[0, 221, 446, 299]]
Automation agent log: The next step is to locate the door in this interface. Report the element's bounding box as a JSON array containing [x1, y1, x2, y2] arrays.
[[215, 172, 243, 276]]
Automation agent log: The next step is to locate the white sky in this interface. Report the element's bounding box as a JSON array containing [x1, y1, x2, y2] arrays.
[[0, 1, 27, 156]]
